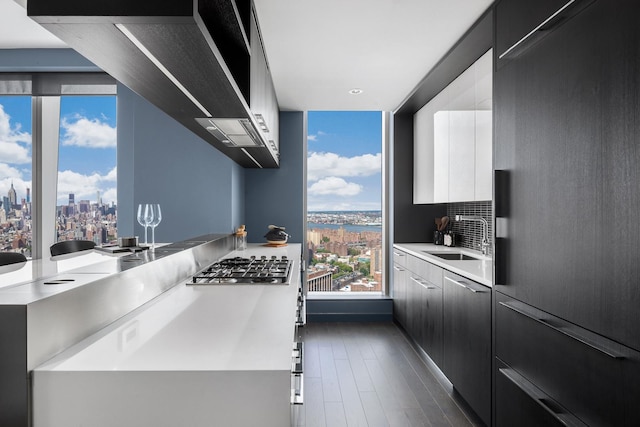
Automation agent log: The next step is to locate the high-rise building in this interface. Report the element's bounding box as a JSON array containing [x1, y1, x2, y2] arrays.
[[68, 193, 75, 216], [26, 188, 30, 204], [8, 181, 17, 208], [79, 200, 90, 213], [370, 247, 382, 276]]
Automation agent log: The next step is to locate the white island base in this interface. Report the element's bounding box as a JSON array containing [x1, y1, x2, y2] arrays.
[[33, 244, 301, 427], [35, 370, 290, 427]]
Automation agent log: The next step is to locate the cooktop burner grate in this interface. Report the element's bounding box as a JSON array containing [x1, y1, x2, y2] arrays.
[[189, 255, 292, 285]]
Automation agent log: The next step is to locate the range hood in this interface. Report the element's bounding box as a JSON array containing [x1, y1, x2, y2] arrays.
[[28, 0, 279, 168], [196, 118, 262, 147]]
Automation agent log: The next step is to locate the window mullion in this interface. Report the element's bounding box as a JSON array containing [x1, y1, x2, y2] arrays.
[[31, 96, 60, 259]]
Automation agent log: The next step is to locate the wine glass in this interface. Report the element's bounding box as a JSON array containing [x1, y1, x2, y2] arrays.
[[136, 204, 151, 245], [149, 204, 162, 249]]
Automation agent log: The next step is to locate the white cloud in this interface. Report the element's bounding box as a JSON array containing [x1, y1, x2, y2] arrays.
[[308, 177, 362, 197], [0, 105, 31, 165], [0, 141, 31, 164], [308, 151, 381, 182], [101, 187, 117, 205], [307, 131, 327, 142], [61, 115, 116, 148], [0, 163, 23, 180], [56, 166, 117, 204]]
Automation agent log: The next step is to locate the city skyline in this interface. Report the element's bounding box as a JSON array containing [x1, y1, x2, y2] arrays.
[[0, 96, 117, 207]]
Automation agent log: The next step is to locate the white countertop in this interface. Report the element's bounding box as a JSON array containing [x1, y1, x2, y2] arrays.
[[0, 251, 120, 290], [394, 243, 493, 287], [34, 243, 301, 373]]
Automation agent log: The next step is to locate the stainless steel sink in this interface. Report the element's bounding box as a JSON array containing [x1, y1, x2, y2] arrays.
[[425, 252, 480, 261]]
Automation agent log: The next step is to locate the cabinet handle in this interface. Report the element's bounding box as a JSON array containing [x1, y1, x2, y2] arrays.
[[499, 301, 626, 360], [499, 367, 587, 427], [498, 0, 595, 60], [291, 373, 304, 405], [444, 276, 486, 293], [494, 169, 509, 286], [291, 341, 303, 374], [410, 276, 436, 290], [393, 251, 405, 257], [393, 265, 405, 272]]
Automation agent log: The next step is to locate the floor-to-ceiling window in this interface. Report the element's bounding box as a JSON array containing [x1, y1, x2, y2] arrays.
[[0, 74, 117, 258], [56, 96, 117, 244], [0, 96, 32, 256], [306, 111, 384, 294]]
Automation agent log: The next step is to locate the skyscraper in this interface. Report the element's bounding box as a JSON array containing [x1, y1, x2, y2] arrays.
[[68, 193, 75, 216], [8, 181, 17, 208], [26, 188, 30, 204]]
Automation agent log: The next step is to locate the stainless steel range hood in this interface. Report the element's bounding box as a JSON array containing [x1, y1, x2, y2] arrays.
[[196, 118, 263, 148], [28, 0, 280, 168]]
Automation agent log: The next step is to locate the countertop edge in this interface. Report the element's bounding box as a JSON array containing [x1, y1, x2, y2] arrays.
[[393, 243, 493, 287]]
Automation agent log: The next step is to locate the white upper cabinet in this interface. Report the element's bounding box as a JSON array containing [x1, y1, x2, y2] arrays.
[[413, 49, 493, 204]]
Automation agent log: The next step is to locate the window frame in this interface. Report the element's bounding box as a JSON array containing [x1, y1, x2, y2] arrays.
[[304, 111, 391, 297], [0, 73, 116, 259]]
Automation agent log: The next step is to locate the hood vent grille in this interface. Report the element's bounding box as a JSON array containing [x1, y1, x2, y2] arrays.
[[196, 118, 264, 148]]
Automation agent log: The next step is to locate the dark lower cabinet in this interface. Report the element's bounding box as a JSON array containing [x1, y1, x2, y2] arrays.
[[393, 250, 444, 369], [415, 276, 443, 368], [443, 271, 491, 426], [393, 249, 490, 424], [405, 273, 443, 368], [495, 292, 640, 426], [392, 261, 407, 329], [495, 359, 574, 427]]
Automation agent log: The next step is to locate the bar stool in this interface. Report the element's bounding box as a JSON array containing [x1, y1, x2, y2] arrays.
[[0, 252, 27, 266], [50, 240, 96, 257]]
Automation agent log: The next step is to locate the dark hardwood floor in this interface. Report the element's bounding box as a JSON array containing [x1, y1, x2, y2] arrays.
[[293, 322, 482, 427]]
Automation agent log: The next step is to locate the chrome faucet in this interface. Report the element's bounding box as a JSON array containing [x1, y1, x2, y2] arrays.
[[455, 215, 490, 255]]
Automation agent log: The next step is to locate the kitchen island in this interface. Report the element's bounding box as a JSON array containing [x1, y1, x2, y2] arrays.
[[32, 243, 301, 427]]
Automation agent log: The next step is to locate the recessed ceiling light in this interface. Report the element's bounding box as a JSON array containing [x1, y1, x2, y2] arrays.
[[348, 88, 364, 95]]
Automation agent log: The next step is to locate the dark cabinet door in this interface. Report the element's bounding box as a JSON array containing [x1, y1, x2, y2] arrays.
[[443, 272, 491, 425], [392, 263, 407, 328], [495, 0, 567, 58], [495, 359, 575, 427], [494, 0, 640, 351], [418, 279, 443, 368], [495, 292, 640, 426], [406, 276, 422, 340]]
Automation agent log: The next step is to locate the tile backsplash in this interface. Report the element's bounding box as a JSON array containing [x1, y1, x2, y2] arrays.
[[446, 201, 493, 256]]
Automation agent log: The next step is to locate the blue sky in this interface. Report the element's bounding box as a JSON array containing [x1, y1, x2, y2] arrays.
[[307, 111, 382, 211], [2, 100, 380, 211], [0, 95, 117, 206]]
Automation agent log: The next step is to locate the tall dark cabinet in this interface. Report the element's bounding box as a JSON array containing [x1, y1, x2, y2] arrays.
[[493, 0, 640, 425]]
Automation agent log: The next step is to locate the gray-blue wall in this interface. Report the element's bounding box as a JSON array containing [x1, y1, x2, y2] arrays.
[[117, 84, 245, 242], [0, 48, 100, 72], [244, 112, 305, 244]]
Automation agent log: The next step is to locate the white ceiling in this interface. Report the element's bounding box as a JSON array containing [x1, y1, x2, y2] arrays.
[[0, 0, 493, 111], [0, 0, 67, 48]]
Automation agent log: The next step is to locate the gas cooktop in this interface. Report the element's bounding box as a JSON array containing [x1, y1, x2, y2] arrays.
[[188, 255, 293, 285]]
